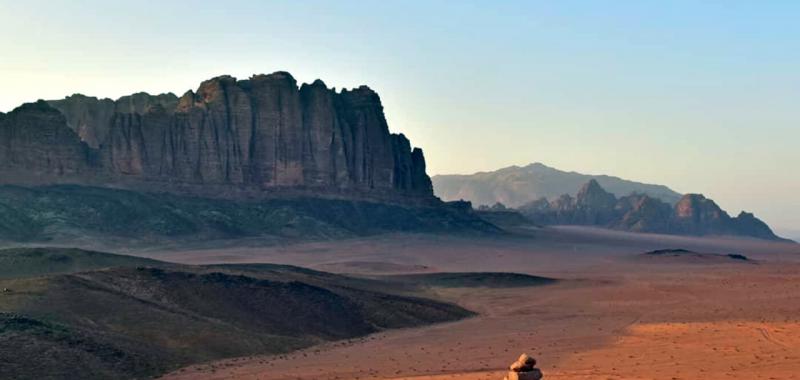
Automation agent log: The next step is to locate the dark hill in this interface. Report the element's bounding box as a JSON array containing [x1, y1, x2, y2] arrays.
[[385, 272, 558, 288], [0, 247, 164, 279], [639, 249, 754, 264], [0, 248, 473, 379]]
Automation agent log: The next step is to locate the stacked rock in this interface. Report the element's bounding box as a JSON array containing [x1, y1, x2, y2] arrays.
[[504, 353, 542, 380]]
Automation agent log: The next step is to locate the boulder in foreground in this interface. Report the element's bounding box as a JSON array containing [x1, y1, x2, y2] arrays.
[[505, 353, 543, 380]]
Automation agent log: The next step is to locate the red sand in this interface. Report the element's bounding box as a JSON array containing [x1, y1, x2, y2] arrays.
[[155, 227, 800, 380]]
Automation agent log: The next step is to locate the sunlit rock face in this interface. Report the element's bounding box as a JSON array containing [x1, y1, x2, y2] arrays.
[[0, 72, 433, 203]]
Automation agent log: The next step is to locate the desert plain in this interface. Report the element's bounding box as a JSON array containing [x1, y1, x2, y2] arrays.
[[155, 226, 800, 380]]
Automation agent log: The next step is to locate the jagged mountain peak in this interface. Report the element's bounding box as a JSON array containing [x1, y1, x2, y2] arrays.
[[576, 179, 616, 208], [578, 179, 606, 196]]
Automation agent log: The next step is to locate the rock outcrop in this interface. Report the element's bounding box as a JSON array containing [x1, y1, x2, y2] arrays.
[[672, 194, 735, 236], [0, 72, 433, 203], [517, 180, 788, 241], [614, 193, 673, 232], [0, 101, 96, 178], [48, 92, 178, 148], [504, 353, 543, 380]]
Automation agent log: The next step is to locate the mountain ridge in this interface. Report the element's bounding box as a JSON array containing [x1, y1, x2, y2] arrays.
[[516, 179, 789, 241], [432, 162, 682, 207]]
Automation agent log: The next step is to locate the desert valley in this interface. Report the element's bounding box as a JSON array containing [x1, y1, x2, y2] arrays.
[[2, 226, 798, 379], [2, 3, 799, 379], [142, 225, 798, 380], [0, 70, 798, 380]]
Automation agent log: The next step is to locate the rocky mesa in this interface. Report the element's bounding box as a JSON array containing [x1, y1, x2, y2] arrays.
[[0, 72, 432, 203]]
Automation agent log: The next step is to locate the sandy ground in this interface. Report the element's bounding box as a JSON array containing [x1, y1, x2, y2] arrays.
[[155, 227, 800, 380]]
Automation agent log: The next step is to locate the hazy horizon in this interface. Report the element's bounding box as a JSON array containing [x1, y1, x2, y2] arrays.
[[1, 1, 797, 232]]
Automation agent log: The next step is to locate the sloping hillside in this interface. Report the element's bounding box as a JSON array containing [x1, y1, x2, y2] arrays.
[[0, 247, 165, 278], [0, 248, 473, 379], [0, 185, 498, 245]]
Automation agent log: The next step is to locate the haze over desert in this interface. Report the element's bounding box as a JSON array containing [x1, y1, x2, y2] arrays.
[[153, 227, 800, 380], [2, 2, 799, 379]]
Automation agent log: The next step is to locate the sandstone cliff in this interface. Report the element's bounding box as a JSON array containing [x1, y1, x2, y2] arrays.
[[0, 72, 433, 203], [0, 101, 96, 177]]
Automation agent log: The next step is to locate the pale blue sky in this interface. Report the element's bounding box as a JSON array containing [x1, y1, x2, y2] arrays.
[[1, 1, 798, 235]]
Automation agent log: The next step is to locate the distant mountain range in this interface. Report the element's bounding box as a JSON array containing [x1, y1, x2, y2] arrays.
[[517, 179, 787, 241], [432, 163, 682, 207], [434, 163, 789, 241]]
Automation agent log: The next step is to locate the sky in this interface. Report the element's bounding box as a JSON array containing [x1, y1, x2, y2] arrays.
[[1, 1, 798, 235]]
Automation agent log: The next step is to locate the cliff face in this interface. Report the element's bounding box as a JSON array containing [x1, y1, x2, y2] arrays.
[[0, 101, 95, 177], [0, 72, 433, 203], [48, 93, 179, 148], [517, 180, 787, 241]]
